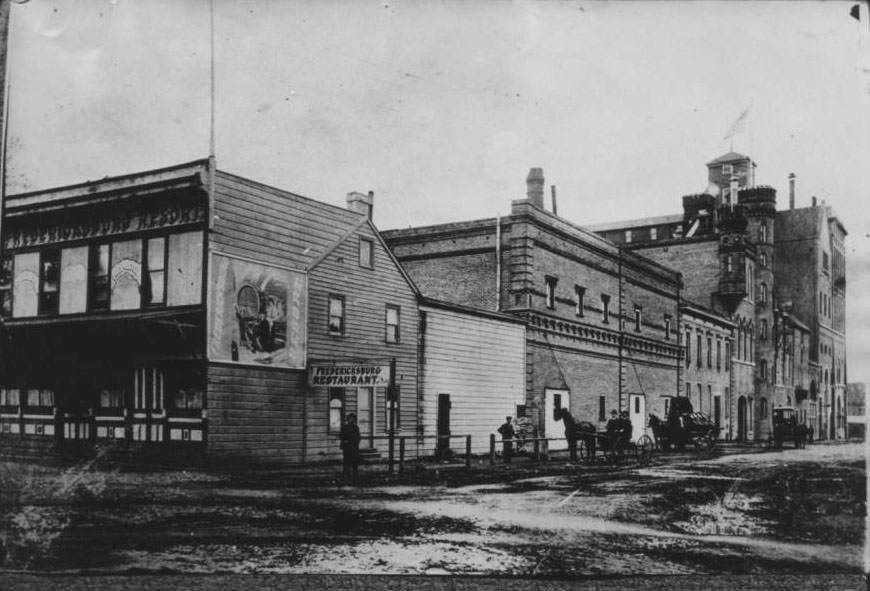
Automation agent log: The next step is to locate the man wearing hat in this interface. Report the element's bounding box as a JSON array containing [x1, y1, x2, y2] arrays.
[[340, 412, 362, 479], [605, 409, 620, 437]]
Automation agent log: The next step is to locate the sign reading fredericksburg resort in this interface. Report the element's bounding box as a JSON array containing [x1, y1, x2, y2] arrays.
[[308, 364, 391, 387]]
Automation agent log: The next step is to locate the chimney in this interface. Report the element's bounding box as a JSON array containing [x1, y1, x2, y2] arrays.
[[526, 168, 545, 208], [788, 173, 796, 210], [550, 185, 558, 216], [811, 195, 817, 207], [346, 191, 373, 219]]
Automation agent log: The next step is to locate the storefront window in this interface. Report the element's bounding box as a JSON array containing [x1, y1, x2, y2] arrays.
[[99, 388, 125, 409], [0, 388, 19, 407], [12, 252, 39, 317], [111, 239, 143, 310], [59, 246, 88, 314], [39, 249, 60, 315], [25, 388, 54, 409], [166, 231, 203, 306], [89, 244, 110, 311], [145, 237, 167, 305], [0, 255, 11, 317], [172, 388, 203, 409]]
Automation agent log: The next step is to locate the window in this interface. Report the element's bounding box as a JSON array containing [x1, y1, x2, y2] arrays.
[[760, 221, 768, 243], [760, 253, 767, 267], [598, 396, 605, 421], [574, 286, 585, 317], [328, 295, 345, 335], [725, 341, 731, 371], [99, 388, 125, 409], [624, 230, 632, 243], [359, 238, 374, 269], [760, 398, 768, 418], [166, 232, 203, 307], [0, 388, 20, 407], [760, 283, 767, 305], [89, 244, 110, 311], [39, 249, 60, 315], [685, 329, 691, 367], [716, 340, 722, 371], [172, 388, 203, 410], [601, 294, 610, 323], [650, 227, 658, 240], [545, 276, 557, 309], [12, 252, 39, 317], [725, 255, 732, 273], [634, 305, 642, 332], [0, 255, 11, 317], [696, 331, 702, 368], [822, 251, 829, 272], [686, 382, 691, 398], [385, 305, 400, 343], [760, 319, 768, 340], [707, 335, 712, 368], [59, 247, 88, 314], [697, 384, 703, 412], [25, 388, 54, 408], [760, 359, 767, 381], [722, 163, 733, 175], [664, 315, 671, 340], [329, 388, 344, 432], [110, 239, 143, 310], [145, 237, 167, 305]]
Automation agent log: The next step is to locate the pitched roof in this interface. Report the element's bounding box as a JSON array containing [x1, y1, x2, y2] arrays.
[[706, 152, 752, 166]]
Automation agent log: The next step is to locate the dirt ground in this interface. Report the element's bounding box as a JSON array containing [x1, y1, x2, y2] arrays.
[[0, 442, 864, 578]]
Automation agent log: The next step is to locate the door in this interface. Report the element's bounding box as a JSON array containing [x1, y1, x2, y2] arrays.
[[737, 396, 747, 441], [713, 395, 721, 436], [544, 389, 569, 450], [436, 393, 451, 457], [357, 387, 373, 443], [628, 393, 645, 442]]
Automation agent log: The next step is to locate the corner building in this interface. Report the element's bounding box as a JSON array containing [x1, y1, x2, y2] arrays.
[[591, 152, 847, 441], [0, 160, 420, 467], [383, 169, 682, 444]]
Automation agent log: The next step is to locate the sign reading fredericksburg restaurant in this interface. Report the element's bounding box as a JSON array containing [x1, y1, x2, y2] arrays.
[[308, 363, 392, 387]]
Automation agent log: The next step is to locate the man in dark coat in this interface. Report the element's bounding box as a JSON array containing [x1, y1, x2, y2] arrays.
[[559, 408, 579, 462], [339, 413, 362, 479], [497, 416, 514, 464]]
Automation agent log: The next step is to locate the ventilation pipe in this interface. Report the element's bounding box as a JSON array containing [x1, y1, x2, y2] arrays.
[[788, 173, 796, 210]]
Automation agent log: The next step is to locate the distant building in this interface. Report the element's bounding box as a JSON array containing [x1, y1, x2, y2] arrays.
[[589, 152, 847, 441], [846, 382, 866, 440], [384, 168, 683, 443]]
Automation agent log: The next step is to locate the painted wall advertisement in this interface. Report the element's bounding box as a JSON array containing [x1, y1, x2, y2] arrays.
[[208, 253, 307, 368]]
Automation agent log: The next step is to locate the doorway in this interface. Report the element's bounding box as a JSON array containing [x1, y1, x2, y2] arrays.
[[436, 393, 451, 458], [628, 393, 645, 441], [544, 389, 569, 450], [737, 396, 747, 441], [713, 395, 722, 437]]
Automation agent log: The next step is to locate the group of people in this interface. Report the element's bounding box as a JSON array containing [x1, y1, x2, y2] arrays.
[[605, 409, 633, 445]]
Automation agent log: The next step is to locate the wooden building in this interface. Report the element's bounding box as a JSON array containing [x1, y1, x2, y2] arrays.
[[0, 159, 420, 467]]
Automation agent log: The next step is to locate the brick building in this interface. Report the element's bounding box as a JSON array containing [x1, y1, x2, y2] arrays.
[[591, 152, 847, 441], [383, 169, 683, 443]]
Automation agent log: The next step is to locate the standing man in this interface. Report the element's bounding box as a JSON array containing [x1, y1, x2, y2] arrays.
[[340, 412, 362, 479], [559, 408, 579, 462], [497, 416, 514, 464]]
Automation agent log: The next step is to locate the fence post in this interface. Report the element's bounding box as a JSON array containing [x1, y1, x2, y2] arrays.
[[399, 437, 405, 475], [489, 433, 495, 465], [465, 435, 471, 469], [542, 438, 549, 462], [533, 437, 540, 461]]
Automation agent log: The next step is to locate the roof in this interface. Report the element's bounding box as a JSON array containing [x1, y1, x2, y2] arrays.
[[585, 213, 683, 233], [706, 152, 752, 166]]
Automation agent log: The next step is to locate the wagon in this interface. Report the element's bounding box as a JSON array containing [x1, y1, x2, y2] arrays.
[[770, 406, 808, 449], [648, 396, 718, 451], [574, 425, 655, 466]]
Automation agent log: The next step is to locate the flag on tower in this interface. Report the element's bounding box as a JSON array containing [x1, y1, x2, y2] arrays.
[[723, 107, 750, 141]]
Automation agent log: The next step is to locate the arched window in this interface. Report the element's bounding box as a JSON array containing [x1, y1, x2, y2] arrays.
[[760, 221, 768, 243], [760, 283, 768, 305], [760, 359, 767, 381], [760, 398, 767, 418]]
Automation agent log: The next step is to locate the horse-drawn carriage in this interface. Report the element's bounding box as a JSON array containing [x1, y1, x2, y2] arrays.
[[648, 396, 718, 451], [561, 411, 654, 466], [770, 406, 808, 449]]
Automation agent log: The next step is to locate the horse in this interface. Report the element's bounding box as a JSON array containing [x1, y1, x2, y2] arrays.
[[574, 421, 597, 461], [794, 424, 808, 449]]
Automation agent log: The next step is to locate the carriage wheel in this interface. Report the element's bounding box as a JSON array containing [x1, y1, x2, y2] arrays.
[[636, 435, 654, 466]]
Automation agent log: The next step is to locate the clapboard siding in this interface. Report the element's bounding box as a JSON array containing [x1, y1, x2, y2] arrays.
[[207, 170, 418, 465], [306, 223, 418, 460], [421, 306, 525, 453], [207, 364, 305, 466]]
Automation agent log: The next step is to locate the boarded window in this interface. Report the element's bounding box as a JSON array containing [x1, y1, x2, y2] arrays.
[[59, 246, 88, 314], [12, 252, 40, 317], [167, 231, 203, 306], [110, 239, 142, 311]]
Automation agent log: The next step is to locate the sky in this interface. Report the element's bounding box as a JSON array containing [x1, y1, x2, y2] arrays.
[[5, 0, 870, 383]]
